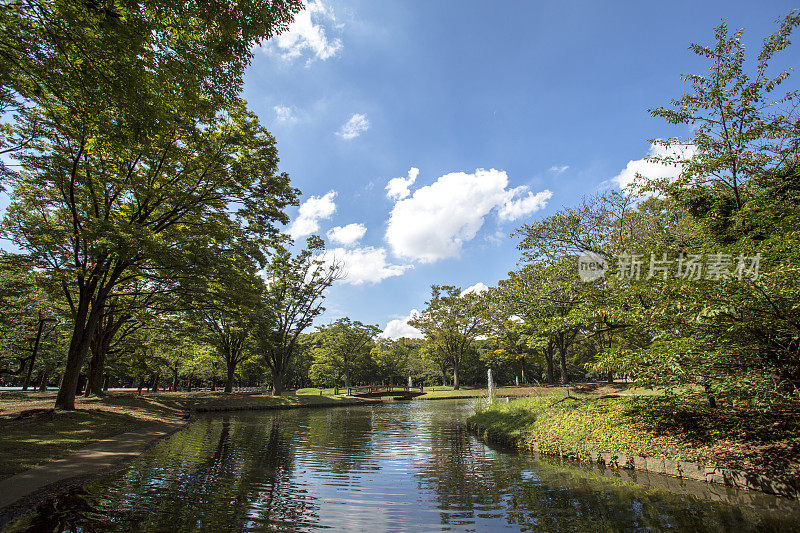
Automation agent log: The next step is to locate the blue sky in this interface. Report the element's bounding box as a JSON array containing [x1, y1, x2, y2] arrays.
[[241, 0, 798, 337], [2, 1, 797, 338]]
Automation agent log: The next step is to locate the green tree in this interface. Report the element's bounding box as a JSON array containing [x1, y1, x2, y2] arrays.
[[310, 318, 380, 388], [255, 238, 342, 395], [1, 1, 302, 410], [0, 253, 64, 389], [410, 285, 489, 390], [371, 338, 412, 386]]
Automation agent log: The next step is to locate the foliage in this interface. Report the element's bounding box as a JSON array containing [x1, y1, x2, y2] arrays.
[[0, 0, 303, 408], [255, 237, 343, 395], [410, 285, 490, 390]]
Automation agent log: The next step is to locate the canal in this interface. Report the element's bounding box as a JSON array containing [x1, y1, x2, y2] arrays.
[[7, 400, 800, 532]]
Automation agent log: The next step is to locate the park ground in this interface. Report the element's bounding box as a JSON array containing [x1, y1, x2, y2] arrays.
[[3, 384, 799, 495], [468, 386, 800, 491], [0, 385, 574, 480]]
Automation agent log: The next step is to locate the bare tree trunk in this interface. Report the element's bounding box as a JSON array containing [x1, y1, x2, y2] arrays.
[[452, 358, 460, 390], [38, 370, 49, 391], [559, 350, 568, 384], [545, 347, 555, 384], [23, 314, 47, 391], [224, 360, 236, 393], [271, 368, 284, 396]]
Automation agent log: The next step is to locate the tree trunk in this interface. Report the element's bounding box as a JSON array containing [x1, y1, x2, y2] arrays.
[[55, 292, 103, 410], [85, 346, 107, 397], [545, 348, 555, 384], [607, 370, 614, 384], [271, 368, 284, 396], [23, 315, 47, 391], [172, 369, 179, 392], [38, 370, 49, 391], [150, 373, 160, 392], [452, 358, 460, 390], [559, 349, 568, 384], [224, 360, 236, 393], [102, 374, 109, 391]]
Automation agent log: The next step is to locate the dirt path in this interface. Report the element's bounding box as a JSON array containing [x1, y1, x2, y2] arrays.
[[0, 417, 185, 524]]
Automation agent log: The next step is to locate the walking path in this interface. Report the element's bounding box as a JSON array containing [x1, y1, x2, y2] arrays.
[[0, 418, 185, 517]]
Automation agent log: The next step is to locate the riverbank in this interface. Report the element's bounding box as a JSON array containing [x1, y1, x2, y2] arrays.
[[467, 393, 800, 500], [0, 390, 376, 481]]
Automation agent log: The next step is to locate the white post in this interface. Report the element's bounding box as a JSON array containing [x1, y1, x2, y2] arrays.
[[487, 368, 494, 404]]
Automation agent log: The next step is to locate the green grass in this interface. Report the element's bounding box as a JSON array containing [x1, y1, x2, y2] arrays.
[[468, 392, 800, 480], [469, 394, 710, 462], [0, 391, 369, 480], [0, 409, 151, 479], [296, 387, 337, 395]]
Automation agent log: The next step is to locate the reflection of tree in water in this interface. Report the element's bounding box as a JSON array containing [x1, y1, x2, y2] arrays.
[[414, 421, 509, 526], [305, 406, 376, 475], [15, 413, 322, 532], [500, 459, 792, 532], [416, 425, 789, 532]]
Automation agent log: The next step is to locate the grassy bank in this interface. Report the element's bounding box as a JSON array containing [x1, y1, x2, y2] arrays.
[[0, 391, 369, 480], [467, 392, 800, 484]]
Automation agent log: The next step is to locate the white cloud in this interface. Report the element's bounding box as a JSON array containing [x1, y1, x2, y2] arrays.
[[461, 282, 488, 296], [498, 189, 553, 221], [385, 167, 419, 201], [550, 165, 569, 173], [288, 191, 337, 239], [385, 168, 552, 263], [610, 143, 697, 190], [321, 246, 412, 285], [382, 309, 423, 339], [326, 223, 367, 246], [337, 113, 370, 139], [263, 0, 342, 61], [274, 105, 297, 123]]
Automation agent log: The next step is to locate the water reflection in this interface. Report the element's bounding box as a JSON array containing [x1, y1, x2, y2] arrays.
[[7, 400, 800, 532]]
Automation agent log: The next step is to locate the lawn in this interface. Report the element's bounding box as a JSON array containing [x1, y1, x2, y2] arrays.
[[0, 390, 369, 480], [468, 391, 800, 485]]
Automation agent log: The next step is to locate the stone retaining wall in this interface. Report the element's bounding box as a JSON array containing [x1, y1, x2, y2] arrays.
[[467, 421, 800, 502]]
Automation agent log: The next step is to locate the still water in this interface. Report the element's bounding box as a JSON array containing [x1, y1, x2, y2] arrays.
[[8, 400, 800, 532]]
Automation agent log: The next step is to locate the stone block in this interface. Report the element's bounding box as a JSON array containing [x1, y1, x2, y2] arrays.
[[612, 453, 629, 469], [663, 458, 680, 478], [678, 461, 705, 482], [704, 466, 725, 485], [721, 469, 748, 489], [646, 456, 666, 475], [633, 456, 648, 471]]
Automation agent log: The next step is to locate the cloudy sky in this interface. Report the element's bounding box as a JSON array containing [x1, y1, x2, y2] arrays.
[[244, 0, 798, 338]]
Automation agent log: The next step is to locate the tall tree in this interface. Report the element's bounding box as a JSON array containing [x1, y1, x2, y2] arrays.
[[410, 285, 489, 390], [1, 1, 302, 410], [255, 237, 342, 396], [311, 318, 380, 388]]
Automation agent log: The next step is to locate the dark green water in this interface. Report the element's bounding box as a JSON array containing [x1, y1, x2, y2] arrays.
[[7, 400, 800, 532]]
